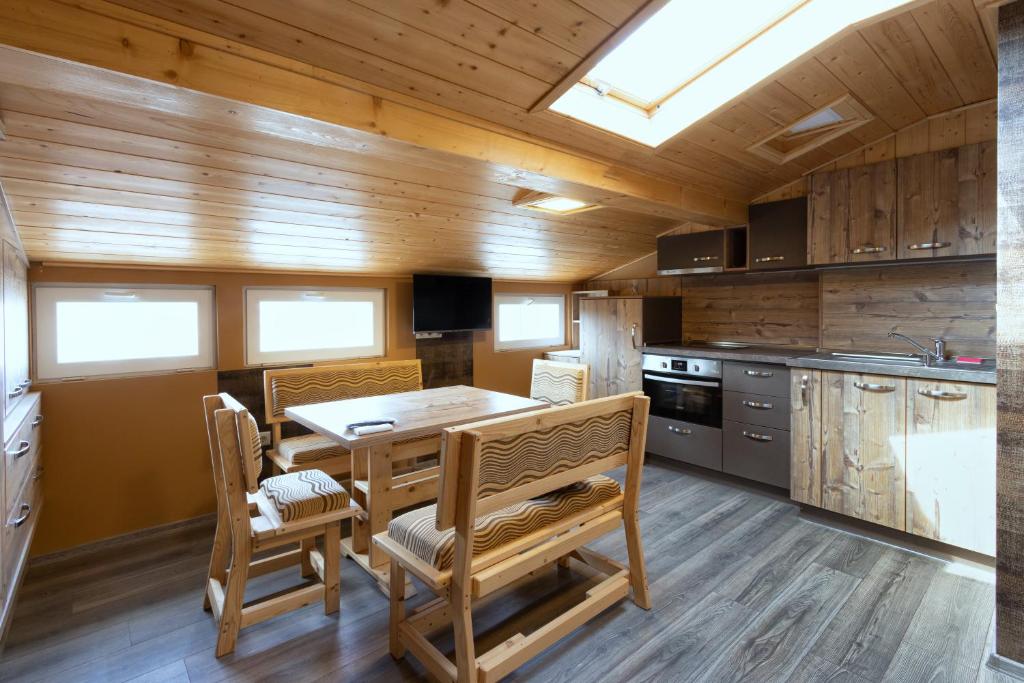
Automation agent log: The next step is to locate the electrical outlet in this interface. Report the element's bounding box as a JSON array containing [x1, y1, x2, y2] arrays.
[[260, 430, 271, 447]]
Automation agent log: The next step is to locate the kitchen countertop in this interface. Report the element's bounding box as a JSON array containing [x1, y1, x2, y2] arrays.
[[641, 343, 814, 364], [787, 352, 996, 385]]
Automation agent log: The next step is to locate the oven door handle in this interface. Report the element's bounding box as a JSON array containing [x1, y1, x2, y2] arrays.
[[643, 374, 720, 388]]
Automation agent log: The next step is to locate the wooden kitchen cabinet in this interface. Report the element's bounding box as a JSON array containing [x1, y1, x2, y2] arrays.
[[748, 198, 807, 271], [790, 370, 822, 507], [906, 380, 996, 555], [821, 371, 907, 531], [808, 161, 896, 265], [3, 240, 29, 419], [897, 141, 996, 260]]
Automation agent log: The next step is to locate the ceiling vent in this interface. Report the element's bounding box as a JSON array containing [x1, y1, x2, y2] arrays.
[[748, 94, 874, 164]]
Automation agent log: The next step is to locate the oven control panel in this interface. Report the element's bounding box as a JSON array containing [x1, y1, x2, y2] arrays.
[[641, 353, 722, 379]]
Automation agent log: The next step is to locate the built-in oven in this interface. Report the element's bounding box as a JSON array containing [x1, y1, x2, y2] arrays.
[[641, 353, 724, 471]]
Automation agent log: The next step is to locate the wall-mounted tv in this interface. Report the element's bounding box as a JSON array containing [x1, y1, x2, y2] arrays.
[[413, 274, 492, 333]]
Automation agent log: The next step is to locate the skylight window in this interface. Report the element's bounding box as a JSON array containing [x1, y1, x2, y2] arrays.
[[513, 191, 599, 215], [788, 106, 844, 134], [549, 0, 914, 147]]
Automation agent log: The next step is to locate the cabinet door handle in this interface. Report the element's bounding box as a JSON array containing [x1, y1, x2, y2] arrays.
[[917, 389, 967, 400], [799, 375, 809, 406], [10, 503, 31, 528], [668, 425, 693, 436], [742, 399, 774, 410], [851, 246, 886, 254], [631, 323, 639, 350], [18, 379, 30, 388], [7, 385, 24, 399], [692, 255, 719, 262], [907, 242, 952, 251], [744, 370, 774, 378], [753, 255, 785, 263], [742, 431, 773, 442], [31, 415, 43, 428], [8, 440, 30, 459], [854, 381, 895, 393]]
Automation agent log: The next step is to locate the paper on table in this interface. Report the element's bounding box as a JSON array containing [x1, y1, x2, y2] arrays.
[[352, 423, 395, 436]]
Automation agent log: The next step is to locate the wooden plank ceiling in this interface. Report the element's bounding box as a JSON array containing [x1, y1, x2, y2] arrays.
[[0, 0, 998, 280]]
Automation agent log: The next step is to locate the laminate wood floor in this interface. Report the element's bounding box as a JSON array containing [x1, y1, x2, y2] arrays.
[[0, 459, 1005, 682]]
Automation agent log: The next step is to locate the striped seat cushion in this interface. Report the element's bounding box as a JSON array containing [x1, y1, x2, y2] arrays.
[[277, 434, 350, 466], [259, 470, 350, 522], [387, 475, 621, 570]]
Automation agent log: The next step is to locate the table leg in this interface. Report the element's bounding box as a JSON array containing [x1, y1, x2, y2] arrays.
[[366, 441, 393, 568], [351, 445, 370, 554]]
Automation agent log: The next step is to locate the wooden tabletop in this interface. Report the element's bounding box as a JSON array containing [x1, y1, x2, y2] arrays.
[[284, 385, 547, 448]]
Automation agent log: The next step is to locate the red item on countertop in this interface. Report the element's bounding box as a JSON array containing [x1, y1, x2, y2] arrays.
[[955, 356, 984, 365]]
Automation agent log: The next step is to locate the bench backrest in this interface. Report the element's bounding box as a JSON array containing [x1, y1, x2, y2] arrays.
[[263, 359, 422, 425]]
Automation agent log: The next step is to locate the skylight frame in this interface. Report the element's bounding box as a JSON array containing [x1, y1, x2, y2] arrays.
[[513, 190, 601, 216], [545, 0, 916, 149]]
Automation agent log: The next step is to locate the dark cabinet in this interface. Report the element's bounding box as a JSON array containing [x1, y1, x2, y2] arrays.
[[748, 198, 807, 271], [657, 231, 724, 275]]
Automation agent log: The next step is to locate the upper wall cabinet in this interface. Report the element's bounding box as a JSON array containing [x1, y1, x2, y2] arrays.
[[748, 198, 807, 271], [656, 231, 724, 275], [808, 160, 896, 265], [897, 141, 996, 260], [3, 242, 29, 418]]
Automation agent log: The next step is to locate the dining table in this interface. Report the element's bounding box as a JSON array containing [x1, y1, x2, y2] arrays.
[[285, 384, 547, 594]]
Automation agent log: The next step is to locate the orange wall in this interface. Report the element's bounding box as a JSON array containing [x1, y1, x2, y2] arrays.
[[28, 265, 570, 555]]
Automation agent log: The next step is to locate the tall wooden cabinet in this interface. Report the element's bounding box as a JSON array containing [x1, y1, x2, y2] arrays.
[[897, 141, 997, 259], [790, 369, 996, 555], [0, 187, 40, 642], [579, 296, 681, 399]]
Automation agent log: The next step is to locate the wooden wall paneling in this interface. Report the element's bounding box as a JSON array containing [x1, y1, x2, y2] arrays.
[[996, 1, 1024, 664], [911, 0, 998, 104], [847, 160, 897, 261], [905, 379, 996, 555], [790, 369, 822, 506], [819, 261, 997, 357], [821, 370, 907, 531]]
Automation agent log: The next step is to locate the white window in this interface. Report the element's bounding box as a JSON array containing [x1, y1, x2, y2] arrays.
[[34, 285, 216, 380], [494, 294, 566, 351], [245, 288, 385, 365]]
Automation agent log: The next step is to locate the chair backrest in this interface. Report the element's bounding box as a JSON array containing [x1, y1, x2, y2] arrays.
[[263, 359, 423, 425], [435, 392, 650, 532], [205, 392, 264, 495], [529, 359, 589, 406]]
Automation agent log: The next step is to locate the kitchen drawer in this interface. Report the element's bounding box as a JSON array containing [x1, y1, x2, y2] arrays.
[[723, 362, 790, 398], [723, 390, 791, 431], [645, 415, 722, 471], [723, 420, 790, 489], [4, 392, 41, 516], [3, 467, 41, 599]]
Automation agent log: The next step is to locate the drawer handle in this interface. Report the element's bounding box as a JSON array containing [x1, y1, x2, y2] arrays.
[[917, 389, 967, 400], [854, 382, 895, 393], [9, 440, 30, 458], [692, 255, 719, 262], [908, 242, 951, 251], [18, 379, 30, 388], [31, 414, 43, 428], [851, 246, 886, 254], [744, 370, 774, 378], [742, 431, 773, 442], [753, 255, 785, 263], [7, 385, 24, 399], [10, 503, 31, 528], [668, 426, 693, 436], [742, 399, 774, 410]]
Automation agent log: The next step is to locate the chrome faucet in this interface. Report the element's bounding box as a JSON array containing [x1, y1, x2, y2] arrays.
[[887, 328, 946, 366]]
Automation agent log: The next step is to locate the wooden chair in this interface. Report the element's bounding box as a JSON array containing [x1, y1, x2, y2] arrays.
[[373, 392, 652, 682], [202, 392, 360, 657], [529, 359, 589, 406], [264, 359, 435, 477]]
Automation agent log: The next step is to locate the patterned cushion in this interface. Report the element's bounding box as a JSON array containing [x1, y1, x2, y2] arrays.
[[278, 434, 350, 465], [530, 360, 587, 406], [259, 470, 350, 522], [387, 475, 621, 570], [245, 413, 263, 479]]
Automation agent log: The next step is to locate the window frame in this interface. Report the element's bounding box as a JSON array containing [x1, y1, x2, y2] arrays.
[[493, 293, 567, 352], [33, 283, 217, 381], [244, 286, 387, 366]]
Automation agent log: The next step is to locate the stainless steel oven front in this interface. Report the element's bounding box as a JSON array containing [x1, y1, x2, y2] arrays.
[[641, 354, 722, 428]]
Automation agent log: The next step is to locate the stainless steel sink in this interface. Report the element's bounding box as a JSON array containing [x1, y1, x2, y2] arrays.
[[829, 351, 925, 366]]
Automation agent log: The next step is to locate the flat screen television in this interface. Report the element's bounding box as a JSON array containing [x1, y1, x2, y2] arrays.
[[413, 274, 492, 333]]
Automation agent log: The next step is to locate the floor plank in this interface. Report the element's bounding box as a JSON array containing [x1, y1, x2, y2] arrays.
[[0, 460, 997, 682]]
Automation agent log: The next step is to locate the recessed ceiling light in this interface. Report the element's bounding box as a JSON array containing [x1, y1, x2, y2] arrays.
[[514, 191, 600, 215], [548, 0, 915, 147]]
